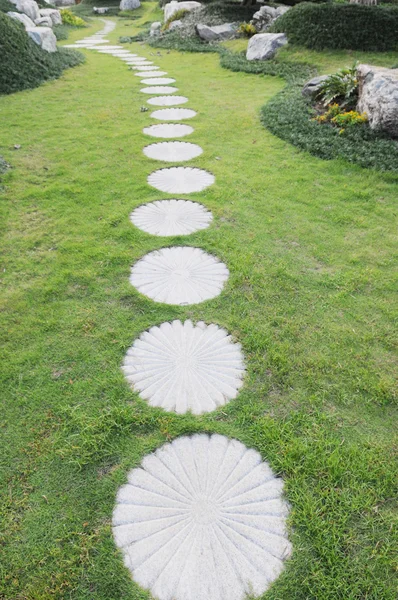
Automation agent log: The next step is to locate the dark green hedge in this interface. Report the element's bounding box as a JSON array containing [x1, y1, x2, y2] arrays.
[[271, 3, 398, 51], [0, 13, 85, 95]]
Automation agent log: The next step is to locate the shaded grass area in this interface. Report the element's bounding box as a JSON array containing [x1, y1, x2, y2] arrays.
[[1, 10, 398, 600]]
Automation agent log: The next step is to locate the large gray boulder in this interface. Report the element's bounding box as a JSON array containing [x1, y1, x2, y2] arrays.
[[39, 8, 62, 25], [16, 0, 40, 21], [357, 64, 398, 137], [302, 75, 329, 98], [196, 22, 235, 41], [246, 33, 287, 61], [120, 0, 140, 9], [150, 21, 161, 36], [7, 10, 35, 29], [52, 0, 75, 6], [27, 26, 57, 52], [164, 0, 201, 21], [275, 5, 290, 17], [35, 15, 53, 27]]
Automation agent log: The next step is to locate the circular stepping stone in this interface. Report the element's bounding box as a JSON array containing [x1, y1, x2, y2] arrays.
[[129, 246, 228, 305], [140, 77, 176, 85], [94, 45, 123, 49], [112, 434, 292, 600], [143, 141, 203, 162], [143, 123, 194, 139], [141, 86, 178, 95], [151, 108, 197, 121], [122, 321, 244, 413], [135, 71, 168, 78], [130, 199, 212, 236], [148, 167, 214, 194], [147, 95, 188, 106], [133, 65, 160, 71]]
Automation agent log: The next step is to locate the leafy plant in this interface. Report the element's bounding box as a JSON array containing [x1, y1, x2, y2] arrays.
[[317, 63, 359, 108], [238, 22, 257, 37], [162, 8, 189, 31], [60, 9, 86, 27]]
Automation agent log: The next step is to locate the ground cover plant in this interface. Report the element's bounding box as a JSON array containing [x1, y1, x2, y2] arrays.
[[0, 12, 85, 95], [1, 7, 397, 600]]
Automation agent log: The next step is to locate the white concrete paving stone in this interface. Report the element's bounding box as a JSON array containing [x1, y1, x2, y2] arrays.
[[147, 96, 188, 106], [143, 141, 203, 162], [148, 167, 215, 194], [141, 86, 178, 95], [140, 78, 176, 85], [135, 71, 168, 78], [129, 246, 228, 305], [133, 65, 160, 71], [112, 433, 292, 600], [95, 45, 123, 49], [151, 108, 197, 121], [130, 199, 212, 236], [143, 124, 194, 139], [122, 320, 244, 413]]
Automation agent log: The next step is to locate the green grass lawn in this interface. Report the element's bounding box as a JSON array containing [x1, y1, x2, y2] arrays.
[[1, 5, 397, 599]]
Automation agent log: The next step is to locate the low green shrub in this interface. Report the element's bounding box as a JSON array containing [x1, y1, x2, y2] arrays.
[[271, 3, 398, 51], [53, 24, 69, 40], [0, 0, 15, 12], [238, 22, 257, 37], [219, 49, 315, 83], [261, 83, 398, 171], [60, 8, 86, 26], [0, 12, 85, 95]]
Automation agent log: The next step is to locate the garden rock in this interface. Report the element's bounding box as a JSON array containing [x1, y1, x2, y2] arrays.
[[27, 26, 57, 52], [169, 19, 183, 30], [150, 21, 161, 36], [357, 64, 398, 137], [52, 0, 74, 6], [39, 8, 62, 25], [119, 0, 140, 9], [275, 5, 290, 17], [16, 0, 40, 21], [302, 75, 329, 98], [93, 6, 110, 13], [7, 11, 35, 29], [251, 5, 290, 32], [164, 0, 201, 22], [196, 22, 236, 41], [35, 16, 53, 27], [246, 33, 287, 61]]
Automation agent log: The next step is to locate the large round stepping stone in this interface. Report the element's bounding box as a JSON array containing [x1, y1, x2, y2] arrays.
[[143, 141, 203, 162], [133, 65, 160, 71], [129, 246, 228, 305], [94, 45, 123, 49], [141, 86, 178, 95], [147, 95, 188, 106], [130, 199, 212, 236], [135, 71, 168, 78], [151, 108, 197, 121], [122, 321, 244, 413], [143, 124, 194, 139], [140, 77, 176, 85], [112, 434, 292, 600], [148, 167, 214, 194]]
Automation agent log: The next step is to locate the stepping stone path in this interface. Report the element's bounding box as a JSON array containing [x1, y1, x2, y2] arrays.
[[68, 21, 292, 600], [150, 108, 197, 120], [130, 199, 212, 236], [122, 321, 245, 413], [143, 123, 194, 138], [112, 434, 292, 600], [143, 141, 203, 162], [147, 95, 189, 106], [129, 247, 229, 305]]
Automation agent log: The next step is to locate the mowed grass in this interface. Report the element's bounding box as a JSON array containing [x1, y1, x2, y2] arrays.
[[1, 7, 397, 599]]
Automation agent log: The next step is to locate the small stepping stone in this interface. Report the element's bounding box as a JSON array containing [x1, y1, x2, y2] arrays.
[[112, 434, 292, 600], [135, 71, 168, 78], [133, 65, 160, 71], [122, 321, 244, 413], [141, 86, 178, 95], [143, 141, 203, 162], [130, 246, 228, 305], [94, 45, 123, 49], [151, 108, 197, 121], [130, 199, 212, 236], [140, 77, 176, 85], [148, 167, 215, 194], [147, 95, 188, 106], [143, 123, 194, 139]]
